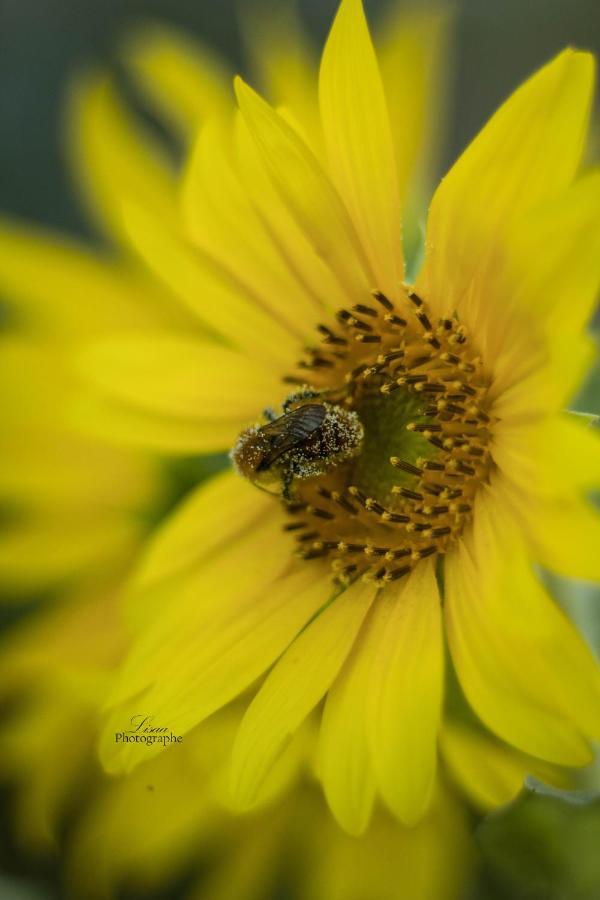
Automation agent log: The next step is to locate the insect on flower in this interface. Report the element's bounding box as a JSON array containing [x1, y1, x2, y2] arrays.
[[41, 0, 600, 841], [231, 389, 364, 501]]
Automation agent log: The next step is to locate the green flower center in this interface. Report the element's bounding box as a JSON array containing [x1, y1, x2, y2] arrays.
[[351, 390, 433, 506]]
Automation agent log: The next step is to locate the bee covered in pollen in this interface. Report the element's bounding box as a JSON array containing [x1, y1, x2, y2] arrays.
[[231, 389, 364, 501]]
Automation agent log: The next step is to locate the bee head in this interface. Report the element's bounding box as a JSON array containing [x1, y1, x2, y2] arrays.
[[230, 426, 269, 479]]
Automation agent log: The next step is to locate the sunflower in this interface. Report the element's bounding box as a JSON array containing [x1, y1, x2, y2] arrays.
[[2, 0, 599, 842], [74, 0, 600, 834]]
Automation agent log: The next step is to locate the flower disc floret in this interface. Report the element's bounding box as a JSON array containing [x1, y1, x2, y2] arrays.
[[233, 285, 494, 585]]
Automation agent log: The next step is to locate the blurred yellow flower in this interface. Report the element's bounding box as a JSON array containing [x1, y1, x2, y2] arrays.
[[1, 0, 598, 866], [0, 285, 163, 594], [0, 561, 564, 898], [74, 0, 600, 835], [0, 583, 475, 900], [0, 4, 484, 897]]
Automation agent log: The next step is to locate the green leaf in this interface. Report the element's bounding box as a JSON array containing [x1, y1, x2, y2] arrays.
[[475, 778, 600, 900], [571, 342, 600, 417]]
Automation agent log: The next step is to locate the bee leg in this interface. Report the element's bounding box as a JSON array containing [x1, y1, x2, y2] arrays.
[[262, 406, 278, 422], [281, 471, 294, 503], [282, 460, 303, 503], [282, 388, 325, 413]]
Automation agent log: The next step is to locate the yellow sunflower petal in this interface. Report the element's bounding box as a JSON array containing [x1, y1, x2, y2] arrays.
[[239, 2, 320, 148], [440, 722, 558, 813], [491, 333, 596, 425], [77, 333, 278, 420], [0, 586, 126, 691], [306, 783, 473, 900], [70, 388, 236, 456], [123, 24, 230, 138], [105, 512, 293, 704], [119, 197, 298, 368], [123, 567, 320, 728], [485, 172, 600, 406], [531, 497, 600, 582], [510, 171, 600, 341], [445, 544, 590, 766], [319, 0, 403, 300], [495, 477, 600, 584], [234, 111, 347, 313], [377, 7, 451, 200], [0, 426, 153, 512], [318, 602, 380, 835], [416, 50, 594, 325], [445, 488, 600, 765], [132, 470, 270, 591], [481, 528, 600, 739], [220, 718, 313, 815], [229, 578, 376, 810], [0, 221, 171, 339], [492, 412, 600, 497], [102, 564, 331, 775], [0, 339, 155, 512], [367, 561, 443, 825], [182, 119, 325, 336], [0, 515, 140, 593], [66, 72, 177, 243], [234, 77, 371, 304]]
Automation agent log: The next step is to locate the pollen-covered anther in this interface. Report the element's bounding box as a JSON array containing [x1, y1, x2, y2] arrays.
[[391, 486, 423, 502], [377, 350, 405, 367], [390, 457, 422, 476], [380, 511, 410, 523], [366, 566, 388, 584], [413, 423, 442, 434], [370, 288, 393, 309], [355, 333, 382, 344], [330, 491, 357, 514], [383, 313, 408, 327], [352, 303, 379, 318], [306, 506, 335, 520], [283, 521, 307, 531], [384, 548, 411, 562], [382, 566, 411, 582], [317, 324, 347, 345], [347, 485, 362, 497], [337, 563, 359, 582], [363, 544, 388, 558]]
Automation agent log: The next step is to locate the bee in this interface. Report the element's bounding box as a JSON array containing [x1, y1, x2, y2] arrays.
[[231, 390, 364, 501]]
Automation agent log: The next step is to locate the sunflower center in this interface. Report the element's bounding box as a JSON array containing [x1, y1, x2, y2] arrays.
[[232, 287, 494, 585]]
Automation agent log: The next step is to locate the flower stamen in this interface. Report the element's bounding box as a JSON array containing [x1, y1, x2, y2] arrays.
[[233, 285, 495, 585]]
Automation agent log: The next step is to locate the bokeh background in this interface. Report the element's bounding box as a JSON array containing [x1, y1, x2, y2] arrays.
[[1, 1, 600, 898], [2, 0, 600, 234]]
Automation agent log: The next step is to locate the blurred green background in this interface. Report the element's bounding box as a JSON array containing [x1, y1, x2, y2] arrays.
[[1, 1, 600, 898]]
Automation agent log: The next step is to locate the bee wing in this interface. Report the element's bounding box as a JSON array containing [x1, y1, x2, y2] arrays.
[[257, 404, 327, 470]]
